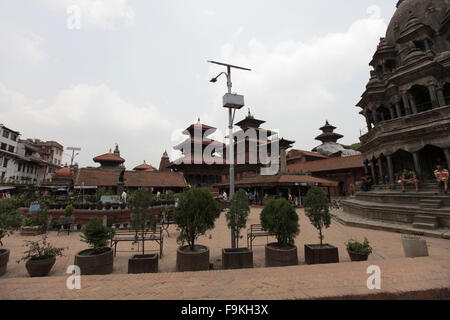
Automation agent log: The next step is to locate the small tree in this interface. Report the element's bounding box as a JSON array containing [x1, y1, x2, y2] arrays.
[[304, 185, 330, 247], [225, 189, 250, 248], [260, 198, 299, 248], [63, 204, 74, 217], [173, 188, 221, 251], [81, 217, 115, 254], [129, 189, 157, 255]]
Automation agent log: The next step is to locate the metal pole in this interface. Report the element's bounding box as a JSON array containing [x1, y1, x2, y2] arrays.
[[227, 66, 236, 249]]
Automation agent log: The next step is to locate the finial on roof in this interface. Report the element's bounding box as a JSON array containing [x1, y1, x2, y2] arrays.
[[109, 148, 112, 153], [197, 117, 201, 123], [144, 160, 146, 164]]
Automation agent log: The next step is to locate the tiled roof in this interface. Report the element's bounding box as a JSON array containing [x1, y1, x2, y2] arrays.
[[133, 161, 156, 171], [75, 168, 186, 188], [287, 149, 329, 160], [287, 154, 364, 173]]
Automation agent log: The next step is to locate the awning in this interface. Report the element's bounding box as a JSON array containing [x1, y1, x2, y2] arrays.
[[0, 186, 16, 191], [74, 186, 98, 189]]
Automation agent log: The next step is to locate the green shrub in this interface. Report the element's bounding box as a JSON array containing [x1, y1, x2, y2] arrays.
[[63, 204, 75, 217], [129, 189, 157, 255], [260, 197, 299, 248], [17, 235, 65, 262], [81, 217, 115, 254], [346, 237, 372, 256], [0, 202, 23, 246], [225, 189, 250, 248], [304, 185, 330, 247], [173, 188, 221, 251]]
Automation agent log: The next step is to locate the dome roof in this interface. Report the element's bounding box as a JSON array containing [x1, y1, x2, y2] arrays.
[[385, 0, 448, 45], [133, 160, 157, 171], [93, 150, 125, 163], [55, 167, 72, 177]]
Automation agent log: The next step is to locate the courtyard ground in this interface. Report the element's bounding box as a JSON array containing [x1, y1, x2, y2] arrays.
[[0, 207, 449, 299]]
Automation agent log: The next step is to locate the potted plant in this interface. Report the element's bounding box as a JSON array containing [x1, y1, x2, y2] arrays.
[[74, 217, 115, 275], [97, 201, 104, 210], [0, 198, 23, 276], [174, 188, 221, 272], [346, 237, 372, 261], [260, 197, 299, 267], [104, 202, 112, 210], [223, 189, 253, 269], [17, 235, 65, 277], [128, 189, 158, 274], [304, 186, 339, 264], [59, 204, 75, 230]]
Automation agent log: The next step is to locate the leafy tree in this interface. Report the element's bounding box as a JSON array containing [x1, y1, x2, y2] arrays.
[[225, 189, 250, 248], [304, 186, 330, 247], [173, 188, 221, 251], [260, 197, 299, 248], [129, 189, 157, 255], [350, 143, 361, 151], [81, 217, 115, 254], [17, 235, 65, 262]]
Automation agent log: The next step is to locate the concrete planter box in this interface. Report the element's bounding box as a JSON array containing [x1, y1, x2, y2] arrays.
[[176, 245, 209, 272], [265, 243, 298, 267], [402, 236, 428, 258], [128, 254, 158, 274], [222, 248, 253, 269], [25, 256, 56, 277], [304, 244, 339, 265], [0, 249, 10, 276], [20, 225, 46, 236], [74, 248, 114, 275]]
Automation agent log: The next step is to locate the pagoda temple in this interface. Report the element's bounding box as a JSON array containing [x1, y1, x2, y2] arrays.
[[168, 119, 227, 188], [312, 121, 360, 157]]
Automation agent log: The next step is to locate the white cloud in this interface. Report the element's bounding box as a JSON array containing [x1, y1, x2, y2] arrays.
[[0, 83, 172, 168], [208, 13, 387, 149], [0, 23, 47, 64], [42, 0, 135, 30]]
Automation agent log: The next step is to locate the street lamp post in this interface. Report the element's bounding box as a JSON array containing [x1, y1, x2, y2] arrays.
[[208, 60, 251, 249]]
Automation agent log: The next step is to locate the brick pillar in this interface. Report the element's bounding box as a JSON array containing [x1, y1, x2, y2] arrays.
[[402, 93, 411, 115], [409, 94, 418, 114], [370, 159, 377, 184], [389, 106, 395, 119], [444, 148, 450, 169], [378, 157, 385, 184], [412, 152, 422, 181], [427, 84, 439, 109], [436, 86, 446, 107], [387, 155, 394, 187], [395, 101, 402, 117]]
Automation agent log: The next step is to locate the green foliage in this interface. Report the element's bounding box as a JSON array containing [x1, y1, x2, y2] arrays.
[[304, 186, 330, 246], [350, 143, 361, 151], [17, 235, 65, 262], [63, 204, 75, 217], [129, 189, 157, 255], [260, 197, 299, 248], [225, 189, 250, 248], [0, 199, 23, 245], [346, 237, 372, 256], [81, 217, 115, 253], [173, 188, 221, 251]]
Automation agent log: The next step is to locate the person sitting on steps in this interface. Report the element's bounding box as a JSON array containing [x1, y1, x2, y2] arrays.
[[434, 164, 449, 194], [401, 168, 419, 192]]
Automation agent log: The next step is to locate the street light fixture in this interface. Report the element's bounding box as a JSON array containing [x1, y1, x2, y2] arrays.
[[208, 60, 251, 249]]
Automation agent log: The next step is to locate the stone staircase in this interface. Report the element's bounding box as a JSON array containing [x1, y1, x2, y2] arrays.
[[342, 183, 450, 230], [413, 214, 439, 230]]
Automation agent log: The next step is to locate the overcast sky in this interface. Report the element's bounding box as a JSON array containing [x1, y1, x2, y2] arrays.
[[0, 0, 398, 169]]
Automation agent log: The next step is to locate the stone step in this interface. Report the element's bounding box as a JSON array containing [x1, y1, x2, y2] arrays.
[[412, 222, 438, 230], [419, 199, 443, 209], [413, 214, 439, 224]]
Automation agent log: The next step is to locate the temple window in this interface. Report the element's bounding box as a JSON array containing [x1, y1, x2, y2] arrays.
[[410, 85, 433, 113]]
